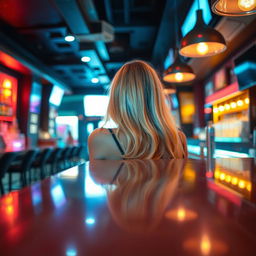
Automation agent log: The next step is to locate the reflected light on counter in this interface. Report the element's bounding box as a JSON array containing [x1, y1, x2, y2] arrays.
[[245, 98, 249, 104], [85, 217, 95, 225], [66, 247, 77, 256], [50, 183, 66, 208], [165, 207, 198, 222], [230, 102, 237, 108], [59, 167, 79, 179], [196, 42, 209, 55], [200, 235, 211, 255]]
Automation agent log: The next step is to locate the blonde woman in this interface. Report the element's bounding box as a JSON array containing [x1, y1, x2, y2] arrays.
[[88, 60, 188, 160]]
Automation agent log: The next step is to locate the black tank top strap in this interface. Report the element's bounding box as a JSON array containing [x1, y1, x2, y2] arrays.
[[110, 162, 124, 184], [108, 128, 125, 155]]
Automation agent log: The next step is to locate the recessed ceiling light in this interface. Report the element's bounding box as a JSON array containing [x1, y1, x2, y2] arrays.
[[64, 35, 75, 42], [91, 78, 99, 83], [81, 56, 91, 62]]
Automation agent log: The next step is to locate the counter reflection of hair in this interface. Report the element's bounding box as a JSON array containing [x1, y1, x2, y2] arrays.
[[89, 159, 186, 233]]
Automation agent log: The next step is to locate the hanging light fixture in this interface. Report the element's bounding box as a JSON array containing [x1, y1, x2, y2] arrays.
[[180, 0, 227, 58], [211, 0, 256, 16], [163, 0, 195, 83], [163, 49, 196, 83]]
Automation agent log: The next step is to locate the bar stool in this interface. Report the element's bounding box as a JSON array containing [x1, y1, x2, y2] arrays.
[[59, 147, 72, 170], [31, 148, 52, 180], [0, 152, 18, 195], [47, 148, 63, 174], [8, 150, 38, 191]]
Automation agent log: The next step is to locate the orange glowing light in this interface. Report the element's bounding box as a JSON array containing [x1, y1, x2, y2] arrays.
[[196, 42, 209, 55], [214, 170, 220, 179], [231, 177, 238, 185], [245, 98, 249, 104], [219, 105, 225, 112], [225, 175, 231, 183], [3, 89, 12, 97], [231, 102, 237, 108], [165, 207, 198, 222], [224, 104, 230, 110], [3, 79, 12, 89], [246, 183, 252, 192], [238, 180, 246, 189], [220, 173, 225, 180], [237, 100, 243, 106], [238, 0, 256, 11], [200, 235, 211, 255], [175, 72, 184, 82]]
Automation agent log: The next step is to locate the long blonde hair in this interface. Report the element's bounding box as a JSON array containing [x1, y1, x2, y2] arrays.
[[106, 60, 185, 159]]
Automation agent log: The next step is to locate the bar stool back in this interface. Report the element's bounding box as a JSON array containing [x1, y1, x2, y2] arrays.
[[0, 152, 18, 195], [8, 150, 38, 190], [47, 148, 63, 174]]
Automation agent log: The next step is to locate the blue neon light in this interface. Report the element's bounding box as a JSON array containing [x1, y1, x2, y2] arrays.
[[85, 217, 96, 225], [181, 0, 212, 36]]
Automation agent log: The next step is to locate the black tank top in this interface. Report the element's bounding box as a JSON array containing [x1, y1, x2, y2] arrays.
[[108, 128, 125, 155]]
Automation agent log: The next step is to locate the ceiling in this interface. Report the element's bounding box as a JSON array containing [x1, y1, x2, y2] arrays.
[[0, 0, 255, 93]]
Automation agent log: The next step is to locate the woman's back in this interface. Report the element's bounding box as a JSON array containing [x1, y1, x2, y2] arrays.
[[88, 60, 188, 160]]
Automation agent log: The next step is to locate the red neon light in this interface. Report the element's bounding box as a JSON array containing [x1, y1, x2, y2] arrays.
[[204, 108, 212, 114], [205, 82, 239, 105]]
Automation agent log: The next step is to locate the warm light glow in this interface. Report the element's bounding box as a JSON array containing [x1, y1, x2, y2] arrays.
[[3, 79, 12, 89], [220, 173, 225, 180], [65, 35, 75, 42], [238, 180, 246, 189], [219, 105, 225, 112], [224, 104, 230, 110], [213, 107, 219, 113], [230, 102, 237, 108], [238, 0, 256, 11], [237, 100, 244, 106], [245, 98, 249, 104], [177, 207, 186, 221], [225, 175, 231, 183], [175, 72, 184, 82], [200, 235, 211, 255], [246, 183, 252, 192], [196, 42, 209, 55], [214, 170, 220, 179], [3, 89, 12, 97], [81, 56, 91, 62], [231, 177, 238, 185]]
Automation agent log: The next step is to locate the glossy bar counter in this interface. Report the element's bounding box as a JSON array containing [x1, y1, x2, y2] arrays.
[[0, 158, 256, 256]]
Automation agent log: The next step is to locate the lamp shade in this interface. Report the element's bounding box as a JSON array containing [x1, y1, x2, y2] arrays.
[[163, 50, 195, 83], [211, 0, 256, 16], [180, 9, 226, 58]]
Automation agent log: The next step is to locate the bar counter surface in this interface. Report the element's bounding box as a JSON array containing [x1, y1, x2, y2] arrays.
[[0, 158, 256, 256]]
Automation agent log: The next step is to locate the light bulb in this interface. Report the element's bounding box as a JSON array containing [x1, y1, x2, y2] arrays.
[[3, 79, 12, 89], [225, 104, 230, 110], [245, 98, 249, 104], [196, 42, 209, 55], [200, 235, 211, 255], [238, 0, 256, 11], [237, 100, 243, 106], [219, 105, 225, 112], [231, 102, 237, 108], [81, 56, 91, 62], [175, 72, 184, 82], [177, 207, 186, 221]]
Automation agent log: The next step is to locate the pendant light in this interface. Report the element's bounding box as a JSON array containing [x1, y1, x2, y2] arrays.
[[211, 0, 256, 16], [163, 0, 195, 83], [180, 0, 227, 58], [163, 48, 196, 83]]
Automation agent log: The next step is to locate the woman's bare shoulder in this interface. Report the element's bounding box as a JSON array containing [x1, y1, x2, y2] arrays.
[[88, 128, 110, 142]]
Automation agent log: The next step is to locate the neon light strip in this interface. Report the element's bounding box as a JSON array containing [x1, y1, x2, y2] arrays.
[[188, 145, 250, 158], [205, 82, 239, 105]]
